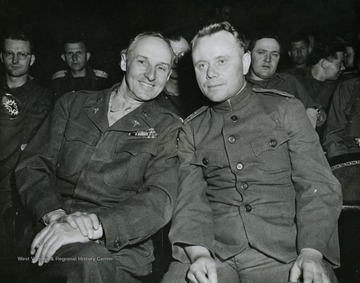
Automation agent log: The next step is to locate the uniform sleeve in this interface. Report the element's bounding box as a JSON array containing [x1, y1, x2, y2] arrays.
[[293, 76, 315, 109], [282, 99, 342, 267], [22, 88, 54, 144], [323, 83, 353, 157], [168, 124, 215, 263], [97, 117, 181, 252], [15, 95, 70, 221]]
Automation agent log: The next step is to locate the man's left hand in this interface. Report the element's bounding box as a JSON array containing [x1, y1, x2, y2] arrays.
[[30, 222, 90, 266], [289, 248, 330, 283]]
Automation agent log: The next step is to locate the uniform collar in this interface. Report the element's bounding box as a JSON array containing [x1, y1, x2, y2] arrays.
[[1, 78, 33, 95], [83, 84, 165, 132], [212, 82, 254, 113]]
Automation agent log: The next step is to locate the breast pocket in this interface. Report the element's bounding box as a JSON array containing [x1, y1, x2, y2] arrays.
[[57, 123, 97, 177], [103, 139, 157, 188], [250, 129, 290, 171], [191, 149, 225, 179]]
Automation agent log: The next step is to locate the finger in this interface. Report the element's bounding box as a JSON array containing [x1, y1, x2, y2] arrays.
[[207, 266, 218, 283], [82, 216, 94, 239], [89, 214, 100, 230], [30, 226, 51, 255], [289, 264, 302, 283], [41, 234, 62, 265], [73, 216, 89, 237], [187, 271, 200, 283], [32, 227, 55, 264], [194, 271, 212, 283], [64, 215, 79, 229], [37, 234, 58, 266]]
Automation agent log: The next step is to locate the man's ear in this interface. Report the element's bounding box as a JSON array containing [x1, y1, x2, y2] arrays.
[[61, 54, 66, 62], [30, 54, 36, 66], [320, 58, 328, 69], [167, 69, 172, 81], [0, 53, 4, 64], [86, 52, 91, 61], [242, 51, 251, 75], [288, 50, 291, 58], [120, 53, 127, 71]]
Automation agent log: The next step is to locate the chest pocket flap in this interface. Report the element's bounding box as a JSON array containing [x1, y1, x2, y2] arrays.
[[251, 129, 290, 157], [116, 138, 157, 156], [64, 123, 97, 145]]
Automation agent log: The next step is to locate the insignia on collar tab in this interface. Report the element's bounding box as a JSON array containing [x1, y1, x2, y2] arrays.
[[128, 128, 158, 138]]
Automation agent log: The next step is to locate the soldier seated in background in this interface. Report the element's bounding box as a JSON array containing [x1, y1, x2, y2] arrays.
[[246, 34, 323, 127], [51, 33, 110, 99], [14, 32, 181, 283]]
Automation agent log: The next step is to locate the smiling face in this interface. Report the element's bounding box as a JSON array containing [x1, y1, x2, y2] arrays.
[[120, 35, 173, 102], [1, 39, 35, 78], [192, 30, 251, 103], [249, 38, 280, 81]]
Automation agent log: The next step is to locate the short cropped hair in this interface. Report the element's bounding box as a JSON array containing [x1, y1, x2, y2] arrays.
[[248, 34, 282, 53], [289, 32, 310, 46], [62, 33, 88, 52], [309, 39, 346, 65], [125, 32, 173, 59], [191, 21, 248, 51], [2, 29, 34, 53]]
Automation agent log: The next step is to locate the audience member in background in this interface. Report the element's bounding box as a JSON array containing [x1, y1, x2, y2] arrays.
[[323, 43, 360, 158], [162, 21, 342, 283], [247, 34, 322, 127], [14, 32, 180, 283], [286, 32, 311, 73], [51, 34, 110, 98], [0, 28, 53, 278], [293, 39, 346, 139], [156, 33, 190, 118]]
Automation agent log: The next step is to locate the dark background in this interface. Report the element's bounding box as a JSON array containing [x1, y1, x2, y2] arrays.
[[1, 0, 359, 85]]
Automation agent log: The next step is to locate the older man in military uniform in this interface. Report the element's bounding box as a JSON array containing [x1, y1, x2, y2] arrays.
[[15, 32, 181, 283], [162, 22, 342, 283]]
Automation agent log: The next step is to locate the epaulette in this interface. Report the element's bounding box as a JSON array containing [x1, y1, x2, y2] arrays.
[[93, 69, 109, 79], [52, 70, 68, 80], [183, 105, 209, 125], [252, 87, 295, 98]]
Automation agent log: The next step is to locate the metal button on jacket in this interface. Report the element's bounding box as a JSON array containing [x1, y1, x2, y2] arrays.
[[113, 240, 121, 249], [236, 163, 244, 170], [202, 158, 209, 165], [245, 204, 252, 212], [228, 136, 236, 143], [231, 115, 238, 121], [269, 139, 277, 147], [240, 182, 248, 189]]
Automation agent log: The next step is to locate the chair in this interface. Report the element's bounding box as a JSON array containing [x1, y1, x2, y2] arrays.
[[328, 153, 360, 283]]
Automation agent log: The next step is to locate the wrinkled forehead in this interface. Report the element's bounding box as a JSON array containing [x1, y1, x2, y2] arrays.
[[130, 36, 173, 65], [254, 38, 280, 51]]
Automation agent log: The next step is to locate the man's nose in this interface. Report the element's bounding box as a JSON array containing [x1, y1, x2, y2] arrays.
[[206, 64, 218, 79], [145, 66, 156, 81], [264, 53, 271, 62], [12, 55, 19, 63]]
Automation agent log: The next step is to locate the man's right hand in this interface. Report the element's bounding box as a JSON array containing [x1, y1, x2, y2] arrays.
[[185, 246, 217, 283], [187, 255, 217, 283]]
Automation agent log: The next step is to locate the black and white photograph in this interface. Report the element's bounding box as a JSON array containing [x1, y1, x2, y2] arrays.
[[1, 0, 359, 282]]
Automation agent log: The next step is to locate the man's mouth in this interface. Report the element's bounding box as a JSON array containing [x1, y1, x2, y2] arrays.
[[140, 81, 155, 88]]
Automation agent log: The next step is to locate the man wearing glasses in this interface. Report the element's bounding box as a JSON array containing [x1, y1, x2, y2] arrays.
[[0, 28, 53, 277], [51, 34, 110, 98]]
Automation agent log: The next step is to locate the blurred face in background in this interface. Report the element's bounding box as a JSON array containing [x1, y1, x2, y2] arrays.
[[249, 38, 280, 81], [61, 42, 90, 74], [289, 40, 309, 66], [1, 39, 35, 78], [169, 36, 190, 80], [323, 52, 345, 80]]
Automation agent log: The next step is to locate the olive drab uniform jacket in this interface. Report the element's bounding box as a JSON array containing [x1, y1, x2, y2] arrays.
[[324, 77, 360, 157], [15, 84, 181, 276], [169, 83, 342, 267]]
